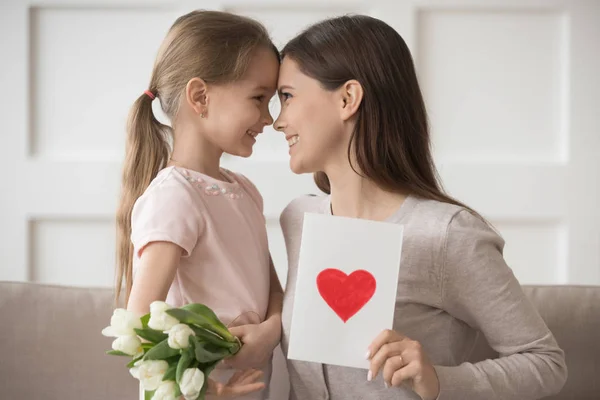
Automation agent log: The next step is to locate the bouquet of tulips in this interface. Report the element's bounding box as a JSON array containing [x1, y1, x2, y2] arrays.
[[102, 301, 241, 400]]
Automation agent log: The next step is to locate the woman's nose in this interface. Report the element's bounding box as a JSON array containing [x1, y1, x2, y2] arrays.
[[273, 116, 285, 132]]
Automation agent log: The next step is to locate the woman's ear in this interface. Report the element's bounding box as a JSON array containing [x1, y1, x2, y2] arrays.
[[339, 80, 364, 121]]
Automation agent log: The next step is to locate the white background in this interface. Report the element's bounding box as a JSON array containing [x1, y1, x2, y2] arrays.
[[1, 0, 599, 398]]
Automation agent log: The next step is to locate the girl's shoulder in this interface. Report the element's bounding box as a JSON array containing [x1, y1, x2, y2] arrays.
[[223, 169, 264, 212], [132, 167, 202, 219], [137, 166, 196, 201]]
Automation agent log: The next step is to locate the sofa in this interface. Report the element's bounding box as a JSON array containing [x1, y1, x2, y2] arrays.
[[0, 281, 598, 399]]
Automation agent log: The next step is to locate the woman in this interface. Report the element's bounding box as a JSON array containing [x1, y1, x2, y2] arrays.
[[274, 15, 566, 400]]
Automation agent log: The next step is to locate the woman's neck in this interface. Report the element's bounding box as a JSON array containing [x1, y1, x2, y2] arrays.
[[326, 163, 408, 221]]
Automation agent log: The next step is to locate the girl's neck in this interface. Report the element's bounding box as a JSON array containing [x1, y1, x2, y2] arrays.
[[169, 123, 223, 180], [326, 162, 408, 222]]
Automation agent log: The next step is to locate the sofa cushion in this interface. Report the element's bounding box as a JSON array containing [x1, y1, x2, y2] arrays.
[[0, 281, 137, 399], [1, 281, 599, 399]]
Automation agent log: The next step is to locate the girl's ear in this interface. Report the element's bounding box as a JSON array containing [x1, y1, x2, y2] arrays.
[[185, 77, 208, 116]]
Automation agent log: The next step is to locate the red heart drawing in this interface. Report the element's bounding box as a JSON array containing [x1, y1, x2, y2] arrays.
[[316, 268, 376, 323]]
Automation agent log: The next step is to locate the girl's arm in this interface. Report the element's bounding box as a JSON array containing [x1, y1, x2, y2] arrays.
[[126, 241, 182, 315], [263, 255, 284, 326], [224, 255, 283, 369], [128, 241, 265, 398]]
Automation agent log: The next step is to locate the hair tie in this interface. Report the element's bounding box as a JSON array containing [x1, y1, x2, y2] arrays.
[[144, 90, 156, 100]]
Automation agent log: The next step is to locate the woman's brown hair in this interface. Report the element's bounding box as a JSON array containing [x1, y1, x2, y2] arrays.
[[282, 15, 475, 213], [115, 10, 278, 305]]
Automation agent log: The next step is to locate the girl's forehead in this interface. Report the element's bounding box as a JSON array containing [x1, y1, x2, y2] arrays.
[[243, 50, 279, 89]]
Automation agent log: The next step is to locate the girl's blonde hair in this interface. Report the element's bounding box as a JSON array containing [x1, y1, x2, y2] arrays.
[[115, 10, 278, 305]]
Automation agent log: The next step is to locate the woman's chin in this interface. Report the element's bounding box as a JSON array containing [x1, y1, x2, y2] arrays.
[[289, 158, 317, 175], [289, 158, 304, 175]]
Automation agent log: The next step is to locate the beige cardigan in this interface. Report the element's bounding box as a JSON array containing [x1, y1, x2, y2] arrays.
[[279, 194, 567, 400]]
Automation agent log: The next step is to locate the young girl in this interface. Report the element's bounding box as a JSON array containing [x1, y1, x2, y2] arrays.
[[115, 10, 283, 398], [275, 15, 567, 400]]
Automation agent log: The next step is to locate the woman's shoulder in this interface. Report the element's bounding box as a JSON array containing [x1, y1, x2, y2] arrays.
[[407, 195, 489, 230], [407, 196, 503, 256], [280, 194, 328, 231], [409, 195, 464, 221]]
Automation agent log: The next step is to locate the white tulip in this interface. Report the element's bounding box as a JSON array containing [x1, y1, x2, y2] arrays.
[[112, 335, 143, 357], [148, 301, 179, 331], [102, 308, 142, 337], [167, 324, 196, 349], [180, 368, 205, 400], [129, 360, 169, 391], [129, 360, 142, 379], [152, 380, 178, 400]]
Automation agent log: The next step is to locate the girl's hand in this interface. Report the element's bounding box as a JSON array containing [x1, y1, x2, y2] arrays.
[[204, 369, 266, 398], [223, 318, 281, 369], [367, 329, 440, 400]]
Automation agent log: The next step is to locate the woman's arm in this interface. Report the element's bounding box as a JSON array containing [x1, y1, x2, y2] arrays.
[[435, 210, 567, 399]]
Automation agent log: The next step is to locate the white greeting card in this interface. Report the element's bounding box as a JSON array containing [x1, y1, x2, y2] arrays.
[[287, 212, 404, 370]]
